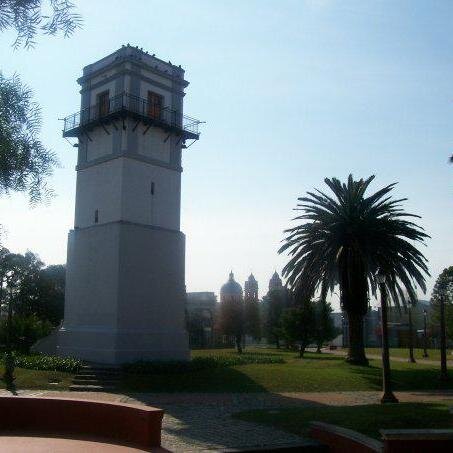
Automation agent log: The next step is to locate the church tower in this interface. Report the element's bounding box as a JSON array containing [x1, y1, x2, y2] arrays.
[[244, 274, 258, 301], [269, 271, 283, 292], [57, 45, 201, 364]]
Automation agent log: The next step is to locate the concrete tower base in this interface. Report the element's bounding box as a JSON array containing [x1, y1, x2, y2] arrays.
[[53, 221, 189, 365]]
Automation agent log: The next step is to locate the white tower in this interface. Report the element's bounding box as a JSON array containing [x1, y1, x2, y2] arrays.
[[58, 45, 200, 364]]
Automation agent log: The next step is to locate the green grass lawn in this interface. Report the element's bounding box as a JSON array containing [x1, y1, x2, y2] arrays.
[[234, 403, 452, 440], [2, 348, 453, 393], [364, 347, 448, 361], [119, 348, 453, 393], [0, 366, 74, 390]]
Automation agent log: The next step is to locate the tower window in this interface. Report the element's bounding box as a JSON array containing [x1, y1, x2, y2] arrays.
[[94, 209, 99, 224], [151, 181, 155, 195], [147, 91, 163, 120], [97, 90, 110, 118]]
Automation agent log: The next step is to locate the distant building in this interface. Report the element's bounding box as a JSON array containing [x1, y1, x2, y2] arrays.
[[330, 312, 343, 347], [341, 309, 380, 348], [339, 299, 432, 349], [186, 292, 217, 348]]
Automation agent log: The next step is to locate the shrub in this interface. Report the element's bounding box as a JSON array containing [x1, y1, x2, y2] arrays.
[[123, 353, 285, 375], [0, 315, 53, 353], [1, 352, 81, 373]]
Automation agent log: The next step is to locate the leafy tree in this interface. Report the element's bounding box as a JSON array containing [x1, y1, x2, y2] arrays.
[[262, 288, 292, 348], [244, 295, 261, 341], [313, 298, 337, 353], [0, 248, 64, 333], [14, 263, 65, 325], [280, 298, 315, 357], [0, 314, 52, 353], [218, 295, 244, 353], [0, 0, 82, 48], [279, 175, 429, 365], [0, 1, 81, 205], [430, 266, 453, 340], [0, 248, 34, 384], [0, 73, 58, 203]]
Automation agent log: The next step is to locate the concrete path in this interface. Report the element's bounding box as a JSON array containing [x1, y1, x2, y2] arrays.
[[2, 389, 453, 451], [325, 348, 453, 366]]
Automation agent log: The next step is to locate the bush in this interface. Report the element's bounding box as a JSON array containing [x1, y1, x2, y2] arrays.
[[0, 315, 53, 353], [1, 352, 81, 373], [124, 353, 285, 375]]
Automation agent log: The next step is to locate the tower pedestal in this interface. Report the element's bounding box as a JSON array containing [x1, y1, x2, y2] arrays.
[[57, 221, 189, 364]]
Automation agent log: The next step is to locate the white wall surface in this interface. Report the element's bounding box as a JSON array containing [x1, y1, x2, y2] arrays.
[[75, 157, 181, 230], [86, 127, 114, 161], [136, 125, 171, 163], [74, 158, 123, 228], [121, 158, 181, 230]]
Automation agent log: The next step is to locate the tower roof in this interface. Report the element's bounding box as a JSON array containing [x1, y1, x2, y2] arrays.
[[269, 271, 283, 290]]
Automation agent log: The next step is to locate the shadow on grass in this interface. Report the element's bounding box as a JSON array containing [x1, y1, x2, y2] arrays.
[[119, 365, 269, 393], [233, 402, 453, 440], [299, 354, 346, 362], [348, 362, 453, 392]]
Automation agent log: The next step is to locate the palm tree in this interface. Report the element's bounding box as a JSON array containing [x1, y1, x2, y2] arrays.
[[279, 175, 429, 365]]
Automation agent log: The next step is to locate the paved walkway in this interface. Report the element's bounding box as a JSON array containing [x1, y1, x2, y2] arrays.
[[2, 389, 453, 451]]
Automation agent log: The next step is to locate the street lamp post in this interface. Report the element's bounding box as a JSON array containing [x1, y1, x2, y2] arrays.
[[423, 309, 429, 358], [440, 294, 448, 382], [408, 306, 416, 363], [378, 275, 399, 404]]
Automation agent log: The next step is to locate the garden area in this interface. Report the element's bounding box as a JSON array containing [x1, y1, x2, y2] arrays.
[[2, 347, 453, 393]]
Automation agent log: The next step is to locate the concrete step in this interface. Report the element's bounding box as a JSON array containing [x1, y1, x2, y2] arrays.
[[72, 378, 119, 386], [81, 365, 121, 371], [69, 384, 117, 392], [75, 372, 121, 379], [79, 368, 121, 375], [71, 364, 122, 391]]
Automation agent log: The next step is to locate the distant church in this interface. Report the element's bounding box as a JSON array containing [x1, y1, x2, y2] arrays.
[[218, 270, 284, 304], [186, 271, 284, 348]]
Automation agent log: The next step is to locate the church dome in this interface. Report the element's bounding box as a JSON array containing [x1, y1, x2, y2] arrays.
[[221, 271, 243, 297]]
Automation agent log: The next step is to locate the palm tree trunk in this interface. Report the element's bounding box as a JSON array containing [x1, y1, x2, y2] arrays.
[[345, 311, 368, 365]]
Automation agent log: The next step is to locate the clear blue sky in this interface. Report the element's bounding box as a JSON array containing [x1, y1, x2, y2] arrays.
[[0, 0, 452, 306]]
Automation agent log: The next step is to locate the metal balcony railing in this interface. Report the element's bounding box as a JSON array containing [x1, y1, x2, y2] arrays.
[[63, 92, 201, 140]]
